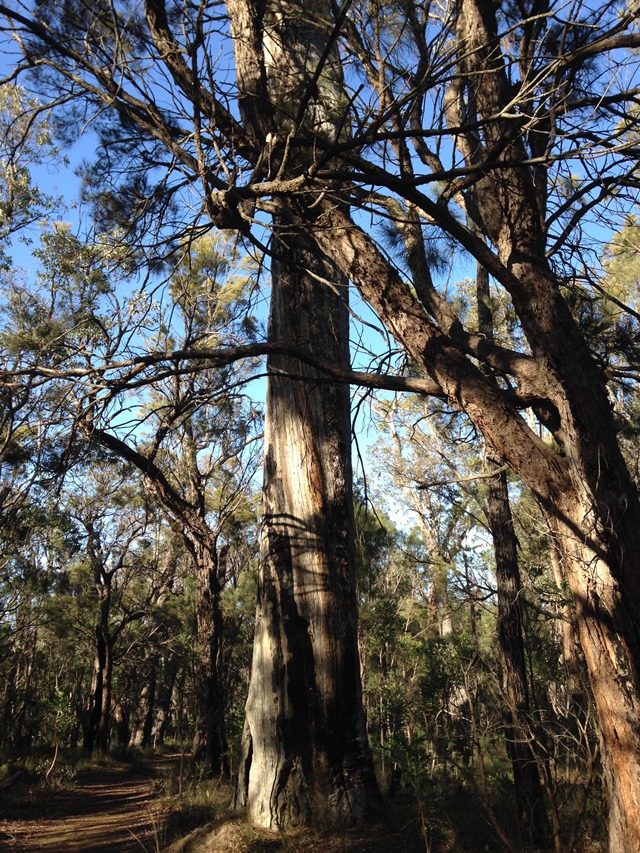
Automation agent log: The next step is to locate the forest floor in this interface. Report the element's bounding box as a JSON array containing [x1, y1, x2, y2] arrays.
[[0, 754, 434, 853], [0, 754, 174, 852]]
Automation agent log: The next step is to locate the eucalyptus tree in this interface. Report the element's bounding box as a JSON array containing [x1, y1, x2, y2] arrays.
[[4, 0, 640, 846], [62, 462, 159, 754], [0, 83, 62, 263], [229, 4, 383, 826], [0, 82, 67, 537], [91, 235, 264, 776], [34, 228, 262, 774]]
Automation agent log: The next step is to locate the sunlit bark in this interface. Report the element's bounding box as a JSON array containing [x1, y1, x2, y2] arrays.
[[230, 0, 381, 827], [235, 222, 381, 828]]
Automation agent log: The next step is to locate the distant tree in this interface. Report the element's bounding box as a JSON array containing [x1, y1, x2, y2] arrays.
[[63, 463, 159, 754], [0, 499, 77, 751], [45, 230, 262, 774]]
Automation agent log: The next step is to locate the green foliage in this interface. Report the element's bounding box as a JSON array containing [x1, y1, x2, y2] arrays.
[[0, 85, 64, 265], [0, 2, 625, 847], [601, 217, 640, 298], [168, 232, 260, 344]]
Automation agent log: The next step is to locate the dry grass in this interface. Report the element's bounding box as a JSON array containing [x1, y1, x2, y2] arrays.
[[163, 815, 429, 853]]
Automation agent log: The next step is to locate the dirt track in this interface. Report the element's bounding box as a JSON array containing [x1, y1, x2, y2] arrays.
[[0, 757, 431, 853], [0, 759, 169, 853]]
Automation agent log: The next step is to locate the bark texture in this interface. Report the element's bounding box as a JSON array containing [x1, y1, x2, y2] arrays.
[[188, 537, 229, 777], [235, 224, 381, 828], [232, 0, 381, 828], [485, 453, 550, 848]]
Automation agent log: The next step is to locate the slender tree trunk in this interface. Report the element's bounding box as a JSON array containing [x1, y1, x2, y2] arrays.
[[97, 636, 113, 754], [235, 224, 381, 828], [475, 255, 551, 845], [83, 648, 104, 753], [189, 539, 229, 778], [155, 660, 178, 746], [82, 523, 113, 754], [84, 609, 111, 754], [2, 663, 20, 749], [485, 450, 551, 848], [130, 658, 158, 748], [12, 626, 37, 750], [141, 671, 157, 748]]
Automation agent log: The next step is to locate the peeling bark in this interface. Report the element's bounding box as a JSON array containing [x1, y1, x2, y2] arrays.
[[232, 0, 381, 827], [235, 225, 381, 828]]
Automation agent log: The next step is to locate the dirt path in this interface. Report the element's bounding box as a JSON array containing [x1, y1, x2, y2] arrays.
[[0, 757, 174, 853], [0, 756, 432, 853]]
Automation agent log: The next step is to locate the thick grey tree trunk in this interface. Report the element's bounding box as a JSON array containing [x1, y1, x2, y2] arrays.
[[235, 225, 381, 828], [231, 0, 381, 828]]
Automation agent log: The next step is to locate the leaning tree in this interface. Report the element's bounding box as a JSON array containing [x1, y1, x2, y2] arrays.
[[3, 0, 640, 847]]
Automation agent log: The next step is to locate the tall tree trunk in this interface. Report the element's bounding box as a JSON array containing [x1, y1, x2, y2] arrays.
[[140, 673, 156, 748], [96, 636, 113, 755], [485, 450, 551, 848], [547, 531, 583, 714], [189, 538, 229, 778], [155, 659, 178, 746], [82, 671, 97, 752], [548, 500, 640, 853], [235, 226, 381, 828], [94, 563, 113, 755], [82, 523, 113, 754], [130, 660, 158, 749], [85, 603, 112, 754], [230, 0, 381, 828], [476, 255, 551, 846], [83, 647, 104, 753]]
